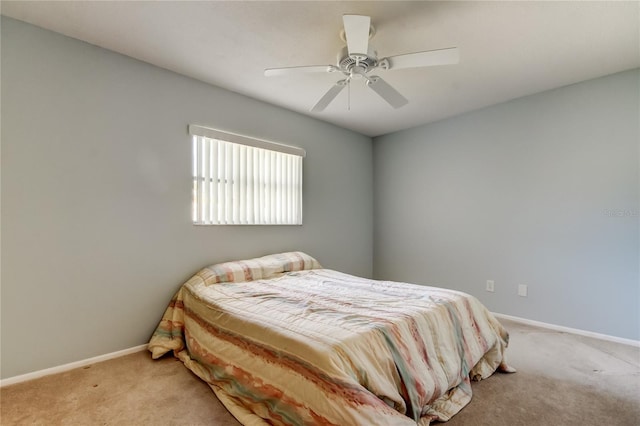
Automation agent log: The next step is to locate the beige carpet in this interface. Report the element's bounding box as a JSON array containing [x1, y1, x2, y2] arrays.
[[1, 319, 639, 425]]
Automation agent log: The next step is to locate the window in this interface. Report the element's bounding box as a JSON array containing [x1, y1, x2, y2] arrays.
[[190, 125, 305, 225]]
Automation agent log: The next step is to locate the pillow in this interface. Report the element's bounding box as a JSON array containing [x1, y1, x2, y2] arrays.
[[196, 251, 321, 285]]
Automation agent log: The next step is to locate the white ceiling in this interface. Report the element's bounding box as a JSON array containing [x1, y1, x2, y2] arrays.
[[2, 1, 639, 137]]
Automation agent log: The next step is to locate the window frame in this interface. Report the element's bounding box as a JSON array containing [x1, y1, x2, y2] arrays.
[[189, 125, 305, 226]]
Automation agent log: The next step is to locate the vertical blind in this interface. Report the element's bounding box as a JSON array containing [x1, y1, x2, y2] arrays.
[[190, 126, 304, 225]]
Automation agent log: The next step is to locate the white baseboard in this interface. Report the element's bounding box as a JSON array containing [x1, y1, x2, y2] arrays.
[[3, 314, 638, 387], [493, 312, 640, 348], [0, 344, 148, 388]]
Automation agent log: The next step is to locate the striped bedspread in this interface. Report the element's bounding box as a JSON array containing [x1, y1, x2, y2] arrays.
[[149, 252, 513, 425]]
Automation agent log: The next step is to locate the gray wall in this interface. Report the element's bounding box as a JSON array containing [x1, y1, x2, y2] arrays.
[[1, 17, 373, 379], [374, 69, 639, 340]]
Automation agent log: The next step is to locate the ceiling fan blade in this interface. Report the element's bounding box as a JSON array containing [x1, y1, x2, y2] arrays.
[[264, 65, 336, 77], [343, 15, 370, 58], [311, 80, 347, 112], [366, 76, 408, 109], [385, 47, 460, 70]]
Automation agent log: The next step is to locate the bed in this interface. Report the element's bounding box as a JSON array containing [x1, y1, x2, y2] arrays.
[[148, 252, 514, 425]]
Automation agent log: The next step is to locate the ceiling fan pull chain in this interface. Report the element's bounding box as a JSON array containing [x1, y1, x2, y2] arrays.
[[348, 79, 351, 111]]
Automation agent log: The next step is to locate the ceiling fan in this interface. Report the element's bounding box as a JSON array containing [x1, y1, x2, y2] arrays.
[[264, 15, 459, 112]]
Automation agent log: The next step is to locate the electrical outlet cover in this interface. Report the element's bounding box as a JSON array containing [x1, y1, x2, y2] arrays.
[[486, 280, 495, 292], [518, 284, 528, 297]]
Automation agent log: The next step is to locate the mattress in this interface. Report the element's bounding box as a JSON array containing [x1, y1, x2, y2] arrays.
[[148, 252, 513, 425]]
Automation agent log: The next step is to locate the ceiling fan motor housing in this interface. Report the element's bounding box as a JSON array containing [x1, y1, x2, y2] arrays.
[[337, 46, 378, 74]]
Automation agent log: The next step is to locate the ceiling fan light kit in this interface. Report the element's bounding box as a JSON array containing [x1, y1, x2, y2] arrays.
[[264, 14, 460, 112]]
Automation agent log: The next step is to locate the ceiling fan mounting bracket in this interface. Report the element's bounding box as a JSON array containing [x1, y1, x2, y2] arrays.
[[377, 58, 390, 70]]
